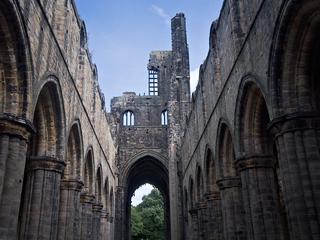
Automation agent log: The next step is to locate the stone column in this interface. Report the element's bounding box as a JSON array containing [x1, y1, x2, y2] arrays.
[[18, 156, 66, 240], [114, 186, 125, 240], [100, 210, 109, 240], [189, 208, 200, 240], [80, 193, 95, 240], [205, 191, 223, 240], [236, 155, 281, 240], [197, 201, 207, 240], [271, 113, 320, 240], [217, 177, 247, 240], [93, 202, 103, 240], [0, 115, 33, 239], [109, 216, 114, 240], [57, 179, 83, 240]]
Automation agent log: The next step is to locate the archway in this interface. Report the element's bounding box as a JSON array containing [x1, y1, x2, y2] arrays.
[[18, 80, 66, 240], [269, 1, 320, 238], [204, 148, 222, 240], [236, 80, 287, 239], [120, 154, 170, 240], [58, 121, 84, 239], [216, 122, 246, 240], [0, 1, 33, 238]]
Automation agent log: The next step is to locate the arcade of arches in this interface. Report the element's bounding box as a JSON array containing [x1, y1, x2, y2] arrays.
[[0, 0, 320, 240]]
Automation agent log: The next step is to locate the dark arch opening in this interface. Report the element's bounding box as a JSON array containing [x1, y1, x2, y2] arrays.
[[218, 123, 237, 178], [124, 156, 170, 240], [64, 122, 82, 179], [0, 0, 30, 117], [84, 150, 94, 194]]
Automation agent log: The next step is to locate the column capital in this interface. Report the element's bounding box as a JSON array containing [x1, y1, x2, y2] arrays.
[[204, 191, 221, 201], [60, 179, 84, 191], [101, 210, 109, 219], [80, 193, 95, 204], [269, 111, 320, 136], [236, 154, 275, 171], [0, 113, 35, 140], [196, 201, 207, 210], [27, 156, 66, 173], [93, 202, 103, 213], [217, 177, 241, 190]]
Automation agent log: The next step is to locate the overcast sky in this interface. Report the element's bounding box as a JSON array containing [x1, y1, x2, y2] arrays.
[[75, 0, 224, 205]]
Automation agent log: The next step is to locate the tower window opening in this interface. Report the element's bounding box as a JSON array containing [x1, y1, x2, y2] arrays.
[[149, 69, 159, 96], [161, 110, 168, 126], [123, 111, 135, 126]]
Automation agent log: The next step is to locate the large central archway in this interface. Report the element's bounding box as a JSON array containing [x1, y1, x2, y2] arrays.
[[116, 152, 170, 240]]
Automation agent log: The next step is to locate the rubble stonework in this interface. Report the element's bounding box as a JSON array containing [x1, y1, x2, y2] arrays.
[[1, 0, 320, 240]]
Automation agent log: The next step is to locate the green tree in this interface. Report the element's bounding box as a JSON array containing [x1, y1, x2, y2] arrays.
[[131, 188, 165, 240]]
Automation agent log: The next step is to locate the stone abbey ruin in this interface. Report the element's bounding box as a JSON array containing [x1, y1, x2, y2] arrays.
[[0, 0, 320, 239]]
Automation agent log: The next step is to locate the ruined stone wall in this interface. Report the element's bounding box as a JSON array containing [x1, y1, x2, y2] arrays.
[[17, 0, 116, 196], [0, 0, 117, 239], [181, 0, 320, 240], [111, 92, 169, 171]]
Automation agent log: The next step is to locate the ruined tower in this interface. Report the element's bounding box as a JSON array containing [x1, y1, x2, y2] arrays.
[[111, 13, 190, 240]]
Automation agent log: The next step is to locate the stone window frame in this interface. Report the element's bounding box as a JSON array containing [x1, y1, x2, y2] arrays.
[[161, 110, 168, 126], [123, 110, 135, 126]]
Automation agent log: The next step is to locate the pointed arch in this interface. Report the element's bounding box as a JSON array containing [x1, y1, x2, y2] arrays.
[[0, 0, 32, 118], [216, 120, 237, 178], [104, 177, 109, 210], [195, 165, 204, 203], [235, 77, 272, 157], [269, 0, 320, 116], [95, 164, 103, 203], [84, 147, 94, 194], [188, 177, 195, 209], [64, 120, 83, 179], [29, 77, 66, 159], [205, 146, 218, 193]]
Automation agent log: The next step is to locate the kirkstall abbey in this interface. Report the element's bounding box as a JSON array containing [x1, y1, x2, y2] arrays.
[[0, 0, 320, 239]]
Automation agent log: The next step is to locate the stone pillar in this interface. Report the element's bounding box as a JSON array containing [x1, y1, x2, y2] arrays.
[[0, 116, 33, 239], [205, 191, 223, 240], [57, 179, 83, 240], [100, 210, 109, 240], [197, 201, 207, 240], [114, 186, 125, 240], [189, 208, 200, 240], [109, 216, 114, 240], [93, 202, 103, 240], [271, 114, 320, 240], [18, 156, 66, 240], [236, 155, 281, 240], [217, 177, 246, 240], [80, 193, 95, 240]]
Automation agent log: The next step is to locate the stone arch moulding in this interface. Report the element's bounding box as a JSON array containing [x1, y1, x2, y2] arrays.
[[64, 119, 84, 179], [29, 78, 66, 159], [269, 0, 320, 117], [234, 74, 271, 157], [215, 118, 235, 178], [120, 150, 168, 183], [83, 145, 95, 194], [0, 0, 33, 119], [204, 144, 218, 193]]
